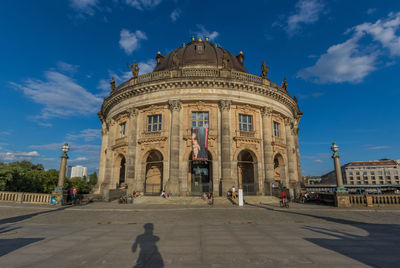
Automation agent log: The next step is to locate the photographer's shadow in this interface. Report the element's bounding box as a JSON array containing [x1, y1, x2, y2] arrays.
[[132, 223, 163, 268]]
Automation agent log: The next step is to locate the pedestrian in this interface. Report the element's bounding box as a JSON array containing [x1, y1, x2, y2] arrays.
[[231, 186, 236, 199], [160, 190, 166, 198], [71, 187, 77, 204], [208, 192, 214, 206]]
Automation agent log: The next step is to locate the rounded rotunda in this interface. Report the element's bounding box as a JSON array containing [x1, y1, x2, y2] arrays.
[[96, 37, 302, 198]]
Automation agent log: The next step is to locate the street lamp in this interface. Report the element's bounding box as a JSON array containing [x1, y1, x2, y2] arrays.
[[331, 142, 347, 194]]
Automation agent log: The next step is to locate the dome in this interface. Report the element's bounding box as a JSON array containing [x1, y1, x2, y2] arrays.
[[153, 38, 248, 73]]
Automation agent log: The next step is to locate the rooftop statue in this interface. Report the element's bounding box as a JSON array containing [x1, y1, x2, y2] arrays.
[[261, 60, 269, 79], [172, 51, 180, 68], [127, 60, 140, 78], [110, 77, 116, 91], [281, 77, 288, 91]]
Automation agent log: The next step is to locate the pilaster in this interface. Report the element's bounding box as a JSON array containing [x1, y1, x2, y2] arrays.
[[167, 100, 182, 194], [219, 100, 233, 194], [261, 106, 274, 195]]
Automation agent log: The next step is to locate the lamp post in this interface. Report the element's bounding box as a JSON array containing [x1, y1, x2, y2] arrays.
[[56, 143, 69, 191], [331, 142, 347, 194]]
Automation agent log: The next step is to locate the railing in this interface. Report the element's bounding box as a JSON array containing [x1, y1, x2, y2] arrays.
[[182, 68, 219, 78], [0, 191, 20, 202], [145, 184, 162, 196], [138, 70, 171, 83], [242, 183, 256, 195], [133, 68, 264, 86], [371, 195, 400, 205], [231, 70, 262, 84], [349, 195, 366, 206], [347, 194, 400, 207], [0, 191, 51, 204]]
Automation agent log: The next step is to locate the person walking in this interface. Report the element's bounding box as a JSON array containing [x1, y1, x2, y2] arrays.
[[231, 186, 236, 199]]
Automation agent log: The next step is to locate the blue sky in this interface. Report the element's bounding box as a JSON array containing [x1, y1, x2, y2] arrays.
[[0, 0, 399, 175]]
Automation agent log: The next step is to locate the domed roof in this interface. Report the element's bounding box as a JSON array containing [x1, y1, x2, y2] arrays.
[[153, 38, 248, 73]]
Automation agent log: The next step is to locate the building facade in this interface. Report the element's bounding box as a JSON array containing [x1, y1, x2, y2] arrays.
[[344, 160, 399, 186], [67, 165, 88, 179], [320, 159, 400, 187], [95, 38, 303, 197]]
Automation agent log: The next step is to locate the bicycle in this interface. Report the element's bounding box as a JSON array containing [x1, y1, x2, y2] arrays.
[[280, 198, 289, 208]]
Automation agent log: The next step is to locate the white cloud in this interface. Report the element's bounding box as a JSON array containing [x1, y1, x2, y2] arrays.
[[170, 8, 181, 22], [298, 35, 377, 83], [0, 151, 40, 162], [125, 0, 162, 11], [286, 0, 325, 35], [56, 61, 79, 74], [194, 25, 219, 41], [0, 131, 11, 136], [139, 59, 156, 75], [10, 71, 102, 122], [367, 8, 377, 15], [298, 12, 400, 84], [314, 159, 323, 163], [97, 60, 154, 91], [367, 145, 390, 150], [29, 143, 100, 155], [354, 12, 400, 56], [119, 29, 147, 55], [66, 129, 101, 142], [70, 0, 98, 16]]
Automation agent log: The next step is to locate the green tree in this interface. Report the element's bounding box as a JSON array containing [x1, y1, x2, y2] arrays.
[[88, 172, 98, 186]]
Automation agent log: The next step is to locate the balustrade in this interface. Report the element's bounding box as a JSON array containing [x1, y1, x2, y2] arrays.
[[0, 191, 51, 204]]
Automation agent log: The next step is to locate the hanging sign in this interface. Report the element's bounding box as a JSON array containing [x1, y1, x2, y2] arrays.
[[191, 127, 208, 160]]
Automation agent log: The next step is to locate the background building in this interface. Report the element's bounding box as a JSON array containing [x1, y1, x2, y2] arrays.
[[96, 38, 303, 197], [67, 165, 88, 179]]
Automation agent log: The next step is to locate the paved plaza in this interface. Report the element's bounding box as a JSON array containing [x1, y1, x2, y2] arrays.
[[0, 200, 399, 268]]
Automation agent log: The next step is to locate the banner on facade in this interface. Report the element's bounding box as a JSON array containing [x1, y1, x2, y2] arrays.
[[191, 127, 208, 160]]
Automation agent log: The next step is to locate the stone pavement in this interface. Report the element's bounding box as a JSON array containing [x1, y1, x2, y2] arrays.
[[0, 200, 399, 268]]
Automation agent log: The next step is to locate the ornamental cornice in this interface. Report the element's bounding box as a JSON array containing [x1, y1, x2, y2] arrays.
[[137, 136, 168, 144], [100, 78, 300, 119], [233, 136, 261, 144]]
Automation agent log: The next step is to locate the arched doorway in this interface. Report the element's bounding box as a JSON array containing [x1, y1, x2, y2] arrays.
[[189, 151, 212, 195], [273, 153, 286, 195], [237, 150, 256, 195], [145, 150, 163, 195], [119, 156, 126, 184]]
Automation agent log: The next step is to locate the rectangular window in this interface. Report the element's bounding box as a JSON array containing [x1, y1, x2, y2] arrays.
[[120, 122, 126, 137], [378, 171, 383, 175], [239, 114, 253, 132], [356, 171, 360, 175], [348, 172, 353, 175], [273, 121, 280, 137], [371, 171, 375, 175], [147, 115, 162, 132], [394, 170, 398, 175], [192, 112, 209, 127], [385, 170, 390, 175]]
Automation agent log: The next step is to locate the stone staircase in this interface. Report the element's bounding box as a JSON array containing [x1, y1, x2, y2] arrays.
[[124, 195, 279, 206]]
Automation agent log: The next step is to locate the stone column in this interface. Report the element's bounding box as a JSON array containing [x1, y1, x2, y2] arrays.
[[285, 118, 298, 199], [96, 125, 108, 194], [261, 107, 274, 195], [219, 100, 232, 194], [103, 119, 116, 190], [167, 100, 182, 194], [57, 153, 68, 187], [126, 108, 139, 194]]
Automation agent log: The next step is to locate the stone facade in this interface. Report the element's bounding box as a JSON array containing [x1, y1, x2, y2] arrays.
[[95, 39, 302, 197]]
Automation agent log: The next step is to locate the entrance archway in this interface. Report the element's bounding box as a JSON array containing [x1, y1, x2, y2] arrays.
[[189, 151, 212, 195], [237, 150, 256, 195], [119, 156, 126, 184], [273, 154, 285, 182], [145, 150, 163, 195]]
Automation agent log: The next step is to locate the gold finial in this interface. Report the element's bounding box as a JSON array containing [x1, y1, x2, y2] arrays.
[[198, 37, 203, 42], [157, 51, 161, 54], [240, 51, 243, 54]]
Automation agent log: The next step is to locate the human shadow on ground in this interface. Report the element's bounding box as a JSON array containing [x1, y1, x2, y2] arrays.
[[247, 203, 400, 268], [0, 205, 70, 225], [132, 223, 163, 268]]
